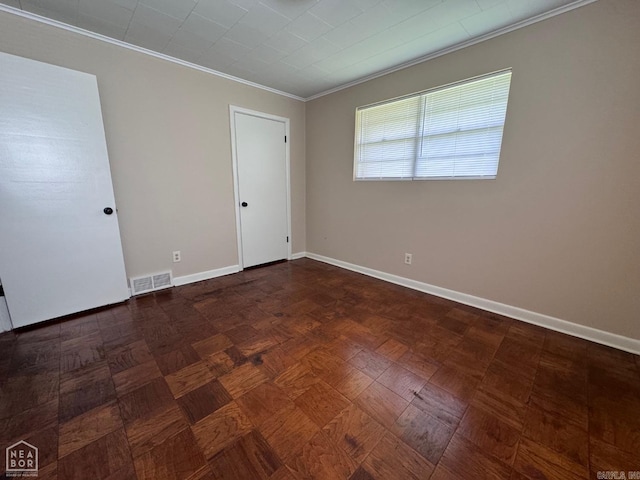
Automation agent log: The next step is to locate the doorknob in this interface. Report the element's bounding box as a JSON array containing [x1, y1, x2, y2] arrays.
[[103, 207, 114, 215], [241, 202, 248, 207]]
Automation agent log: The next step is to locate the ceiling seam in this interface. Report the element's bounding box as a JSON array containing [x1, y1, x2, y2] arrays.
[[304, 0, 601, 101], [0, 0, 600, 102], [0, 3, 305, 102]]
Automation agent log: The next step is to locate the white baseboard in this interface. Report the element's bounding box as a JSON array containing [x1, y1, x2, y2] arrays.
[[305, 252, 640, 355], [173, 265, 240, 287], [173, 255, 308, 287]]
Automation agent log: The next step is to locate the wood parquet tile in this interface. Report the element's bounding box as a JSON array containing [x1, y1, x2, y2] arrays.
[[522, 406, 589, 468], [255, 345, 297, 379], [166, 361, 217, 399], [59, 361, 116, 423], [438, 433, 512, 480], [58, 428, 134, 480], [513, 437, 588, 480], [470, 386, 527, 432], [0, 369, 59, 418], [429, 364, 480, 403], [60, 331, 106, 373], [118, 377, 175, 426], [10, 338, 60, 373], [125, 404, 189, 458], [208, 429, 281, 480], [223, 345, 248, 368], [294, 380, 351, 429], [59, 314, 99, 341], [113, 359, 163, 396], [178, 380, 233, 425], [397, 350, 439, 381], [287, 430, 358, 480], [392, 404, 454, 465], [361, 431, 434, 480], [347, 349, 391, 379], [259, 405, 318, 463], [480, 360, 533, 404], [410, 383, 468, 429], [155, 343, 201, 376], [218, 362, 268, 399], [374, 338, 409, 362], [274, 361, 321, 400], [377, 363, 426, 402], [1, 258, 639, 479], [456, 405, 520, 466], [0, 398, 58, 446], [192, 401, 253, 461], [134, 427, 206, 480], [107, 339, 155, 374], [58, 401, 123, 457], [326, 364, 374, 401], [236, 381, 294, 428], [354, 381, 408, 430], [323, 404, 384, 464]]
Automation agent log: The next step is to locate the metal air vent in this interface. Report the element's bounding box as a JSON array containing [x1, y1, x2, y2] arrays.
[[130, 271, 173, 295]]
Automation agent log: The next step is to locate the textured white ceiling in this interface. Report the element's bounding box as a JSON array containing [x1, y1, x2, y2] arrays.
[[0, 0, 592, 99]]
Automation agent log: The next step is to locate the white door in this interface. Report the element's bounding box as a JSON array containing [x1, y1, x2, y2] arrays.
[[232, 110, 289, 268], [0, 52, 130, 328]]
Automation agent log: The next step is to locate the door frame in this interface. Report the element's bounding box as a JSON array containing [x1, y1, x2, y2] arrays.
[[229, 105, 292, 270]]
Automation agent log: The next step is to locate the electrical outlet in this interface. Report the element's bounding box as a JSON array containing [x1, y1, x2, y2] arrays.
[[172, 251, 181, 263], [404, 253, 412, 265]]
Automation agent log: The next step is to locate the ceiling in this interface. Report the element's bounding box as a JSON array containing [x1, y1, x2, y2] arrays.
[[0, 0, 591, 99]]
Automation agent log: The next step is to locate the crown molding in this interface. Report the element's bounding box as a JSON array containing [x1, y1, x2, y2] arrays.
[[0, 4, 305, 102], [305, 0, 599, 101]]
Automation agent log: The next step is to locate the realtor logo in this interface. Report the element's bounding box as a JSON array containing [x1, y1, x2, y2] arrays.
[[5, 440, 38, 477]]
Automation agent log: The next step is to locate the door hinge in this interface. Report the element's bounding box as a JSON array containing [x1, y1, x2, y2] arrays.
[[284, 135, 287, 143], [286, 236, 289, 243]]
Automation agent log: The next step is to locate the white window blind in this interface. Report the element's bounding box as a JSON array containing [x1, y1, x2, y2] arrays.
[[354, 69, 512, 180]]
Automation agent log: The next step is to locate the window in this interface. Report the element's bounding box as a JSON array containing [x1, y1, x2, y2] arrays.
[[354, 69, 512, 180]]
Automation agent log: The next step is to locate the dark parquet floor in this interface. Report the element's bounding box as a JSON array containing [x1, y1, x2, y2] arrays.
[[1, 258, 639, 479]]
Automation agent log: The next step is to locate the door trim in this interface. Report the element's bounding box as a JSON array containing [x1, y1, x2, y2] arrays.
[[229, 105, 292, 270]]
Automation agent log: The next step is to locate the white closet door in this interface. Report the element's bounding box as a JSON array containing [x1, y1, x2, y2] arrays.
[[0, 52, 130, 328], [234, 112, 289, 268]]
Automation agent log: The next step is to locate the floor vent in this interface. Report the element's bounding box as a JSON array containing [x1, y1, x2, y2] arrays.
[[130, 271, 173, 295]]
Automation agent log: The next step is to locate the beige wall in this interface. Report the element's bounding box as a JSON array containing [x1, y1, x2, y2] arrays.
[[306, 0, 640, 340], [0, 10, 306, 280]]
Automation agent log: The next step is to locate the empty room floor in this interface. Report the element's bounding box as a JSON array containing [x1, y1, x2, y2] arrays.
[[0, 258, 638, 479]]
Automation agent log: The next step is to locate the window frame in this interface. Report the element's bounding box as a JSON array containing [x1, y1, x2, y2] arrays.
[[353, 68, 513, 182]]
